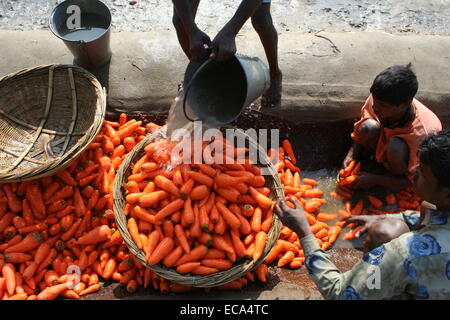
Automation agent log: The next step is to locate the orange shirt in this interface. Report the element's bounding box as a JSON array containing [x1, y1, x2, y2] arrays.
[[351, 95, 442, 180]]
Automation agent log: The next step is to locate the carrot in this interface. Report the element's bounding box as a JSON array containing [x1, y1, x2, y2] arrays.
[[2, 185, 21, 213], [339, 175, 358, 186], [211, 235, 234, 255], [117, 120, 142, 140], [316, 213, 338, 222], [56, 170, 77, 187], [241, 204, 255, 218], [216, 279, 242, 291], [76, 225, 111, 246], [249, 187, 272, 209], [215, 187, 240, 203], [154, 198, 185, 220], [101, 258, 116, 279], [147, 237, 174, 265], [0, 212, 15, 234], [342, 225, 365, 240], [79, 283, 101, 296], [253, 231, 267, 262], [4, 252, 32, 263], [2, 264, 16, 295], [175, 244, 209, 266], [161, 246, 184, 268], [282, 139, 297, 164], [289, 257, 305, 269], [261, 207, 274, 233], [277, 250, 295, 267], [191, 265, 219, 276], [351, 199, 364, 215], [179, 179, 195, 199], [5, 231, 44, 253], [190, 185, 210, 201], [385, 194, 397, 205], [255, 263, 269, 282], [154, 175, 179, 196], [367, 195, 383, 208], [229, 229, 246, 258], [175, 262, 200, 274], [216, 202, 241, 231], [201, 259, 232, 271], [203, 248, 226, 260]]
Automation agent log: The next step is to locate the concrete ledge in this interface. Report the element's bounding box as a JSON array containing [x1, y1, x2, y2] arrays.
[[1, 30, 449, 124]]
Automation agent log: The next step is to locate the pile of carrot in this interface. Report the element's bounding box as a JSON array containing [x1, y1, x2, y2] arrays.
[[263, 140, 422, 268], [122, 127, 278, 283], [0, 114, 272, 300]]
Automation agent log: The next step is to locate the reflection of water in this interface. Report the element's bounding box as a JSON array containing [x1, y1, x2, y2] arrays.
[[61, 27, 107, 42]]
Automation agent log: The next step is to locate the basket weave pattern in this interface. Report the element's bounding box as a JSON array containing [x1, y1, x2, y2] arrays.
[[113, 126, 284, 287], [0, 64, 106, 182]]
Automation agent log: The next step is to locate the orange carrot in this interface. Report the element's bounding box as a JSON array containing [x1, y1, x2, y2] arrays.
[[175, 244, 208, 266], [2, 263, 16, 295], [216, 202, 241, 231], [154, 199, 185, 220], [37, 282, 73, 300], [176, 262, 201, 274], [253, 231, 267, 262], [250, 207, 263, 233], [249, 187, 273, 209], [5, 231, 44, 253], [367, 195, 383, 208], [190, 185, 210, 201], [277, 250, 295, 267], [191, 265, 219, 276], [154, 175, 180, 196], [147, 237, 174, 265], [76, 225, 111, 245]]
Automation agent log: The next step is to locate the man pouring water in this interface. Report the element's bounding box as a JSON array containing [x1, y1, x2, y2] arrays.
[[172, 0, 282, 109]]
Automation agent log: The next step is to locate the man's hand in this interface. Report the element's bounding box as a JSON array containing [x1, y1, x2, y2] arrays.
[[353, 172, 380, 189], [344, 215, 386, 237], [188, 27, 212, 62], [274, 197, 312, 239], [210, 28, 237, 61]]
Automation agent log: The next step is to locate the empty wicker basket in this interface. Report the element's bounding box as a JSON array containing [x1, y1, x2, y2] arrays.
[[0, 64, 106, 182], [113, 126, 283, 287]]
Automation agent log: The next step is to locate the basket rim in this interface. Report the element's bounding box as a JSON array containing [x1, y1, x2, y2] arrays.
[[113, 125, 284, 287], [0, 64, 107, 182]]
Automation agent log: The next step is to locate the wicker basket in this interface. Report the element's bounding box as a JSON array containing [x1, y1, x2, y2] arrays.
[[0, 64, 106, 182], [113, 126, 284, 287]]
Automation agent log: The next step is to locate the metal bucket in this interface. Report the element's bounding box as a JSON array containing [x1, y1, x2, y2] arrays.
[[183, 55, 270, 127], [49, 0, 112, 70]]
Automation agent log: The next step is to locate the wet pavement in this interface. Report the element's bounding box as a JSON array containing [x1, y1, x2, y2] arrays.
[[1, 0, 449, 35], [80, 248, 364, 300]]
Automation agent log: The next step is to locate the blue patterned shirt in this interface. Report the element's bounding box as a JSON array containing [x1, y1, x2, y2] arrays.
[[300, 210, 450, 300]]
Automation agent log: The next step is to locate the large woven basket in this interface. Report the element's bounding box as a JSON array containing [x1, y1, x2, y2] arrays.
[[113, 126, 284, 287], [0, 64, 106, 182]]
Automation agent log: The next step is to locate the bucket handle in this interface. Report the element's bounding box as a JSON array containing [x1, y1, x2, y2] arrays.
[[182, 56, 214, 123]]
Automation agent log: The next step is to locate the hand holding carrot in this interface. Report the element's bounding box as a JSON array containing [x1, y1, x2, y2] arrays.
[[274, 197, 312, 239]]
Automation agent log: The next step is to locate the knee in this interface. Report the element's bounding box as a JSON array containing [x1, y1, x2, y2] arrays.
[[172, 12, 183, 30], [357, 119, 380, 149], [366, 218, 409, 251], [251, 9, 273, 33]]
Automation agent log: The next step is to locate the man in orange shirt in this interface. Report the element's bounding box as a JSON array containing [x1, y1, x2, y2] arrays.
[[342, 64, 442, 191]]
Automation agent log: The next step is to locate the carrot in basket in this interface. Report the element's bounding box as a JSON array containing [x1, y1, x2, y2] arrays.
[[127, 218, 142, 250], [248, 187, 272, 210], [250, 207, 263, 233], [241, 204, 254, 218], [138, 190, 169, 208], [216, 202, 241, 231], [192, 265, 219, 276], [213, 214, 226, 235], [253, 231, 267, 262], [176, 262, 201, 274], [175, 244, 209, 267], [190, 185, 209, 201], [147, 237, 174, 265], [261, 207, 274, 233], [154, 199, 185, 221], [0, 212, 15, 233], [229, 229, 246, 258], [211, 235, 234, 255]]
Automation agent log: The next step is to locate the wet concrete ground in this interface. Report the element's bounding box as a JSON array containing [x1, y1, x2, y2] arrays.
[[1, 0, 449, 35], [80, 248, 364, 300]]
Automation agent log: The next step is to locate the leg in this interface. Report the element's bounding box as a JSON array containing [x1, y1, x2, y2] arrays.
[[251, 2, 282, 109], [385, 136, 409, 175], [364, 218, 409, 252], [172, 0, 201, 60]]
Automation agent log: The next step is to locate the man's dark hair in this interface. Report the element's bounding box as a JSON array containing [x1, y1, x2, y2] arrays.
[[418, 129, 450, 188], [370, 63, 418, 106]]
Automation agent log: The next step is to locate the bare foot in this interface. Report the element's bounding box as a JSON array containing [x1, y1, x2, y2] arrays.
[[261, 72, 282, 109]]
